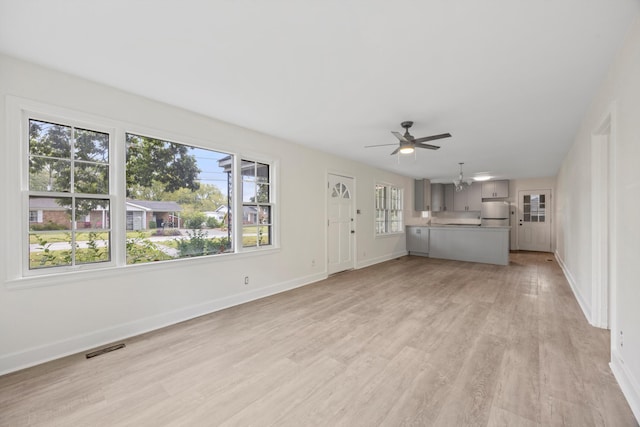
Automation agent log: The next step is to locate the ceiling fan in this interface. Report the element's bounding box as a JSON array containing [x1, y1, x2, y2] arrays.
[[365, 121, 451, 155]]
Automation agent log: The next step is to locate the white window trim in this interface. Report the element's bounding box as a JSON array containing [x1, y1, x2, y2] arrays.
[[4, 97, 280, 287], [20, 107, 118, 277], [239, 158, 275, 249]]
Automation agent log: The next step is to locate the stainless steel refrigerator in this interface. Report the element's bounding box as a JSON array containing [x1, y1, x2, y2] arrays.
[[481, 201, 510, 227]]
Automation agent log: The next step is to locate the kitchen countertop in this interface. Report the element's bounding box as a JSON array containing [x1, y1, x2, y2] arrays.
[[408, 224, 511, 229]]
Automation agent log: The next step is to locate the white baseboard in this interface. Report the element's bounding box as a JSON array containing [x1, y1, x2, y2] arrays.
[[554, 251, 592, 324], [356, 250, 408, 269], [610, 350, 640, 423], [0, 272, 327, 375]]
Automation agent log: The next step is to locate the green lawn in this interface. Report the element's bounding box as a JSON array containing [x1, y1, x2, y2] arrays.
[[242, 225, 270, 246]]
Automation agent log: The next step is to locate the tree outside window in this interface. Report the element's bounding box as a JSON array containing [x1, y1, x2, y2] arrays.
[[125, 133, 232, 263]]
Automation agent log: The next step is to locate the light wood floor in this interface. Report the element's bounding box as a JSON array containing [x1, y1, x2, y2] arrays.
[[1, 252, 637, 426]]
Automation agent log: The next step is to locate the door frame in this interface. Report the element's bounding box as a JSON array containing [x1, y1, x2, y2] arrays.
[[591, 103, 617, 330], [326, 171, 356, 274]]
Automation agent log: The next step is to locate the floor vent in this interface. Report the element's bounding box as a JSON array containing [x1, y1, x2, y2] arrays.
[[546, 259, 553, 262], [86, 343, 125, 359]]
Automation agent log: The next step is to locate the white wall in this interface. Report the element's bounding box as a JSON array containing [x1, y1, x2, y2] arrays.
[[555, 16, 640, 420], [0, 54, 413, 374]]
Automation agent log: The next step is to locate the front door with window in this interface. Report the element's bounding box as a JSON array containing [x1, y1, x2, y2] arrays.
[[518, 190, 551, 252], [327, 174, 355, 274]]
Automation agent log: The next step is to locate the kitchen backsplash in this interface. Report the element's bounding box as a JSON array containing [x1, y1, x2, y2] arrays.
[[431, 211, 481, 225], [405, 210, 481, 226]]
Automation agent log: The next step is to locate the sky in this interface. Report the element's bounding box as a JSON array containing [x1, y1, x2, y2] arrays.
[[191, 147, 229, 197]]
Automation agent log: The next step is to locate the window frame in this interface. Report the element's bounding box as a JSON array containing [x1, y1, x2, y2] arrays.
[[240, 159, 274, 249], [6, 98, 279, 285], [22, 113, 117, 276], [124, 131, 237, 262], [374, 182, 404, 236]]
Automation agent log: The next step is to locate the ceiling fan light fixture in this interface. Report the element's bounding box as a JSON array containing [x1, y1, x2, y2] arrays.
[[399, 145, 415, 154]]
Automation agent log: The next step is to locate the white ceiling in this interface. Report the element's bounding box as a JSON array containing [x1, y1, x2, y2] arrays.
[[1, 1, 638, 181]]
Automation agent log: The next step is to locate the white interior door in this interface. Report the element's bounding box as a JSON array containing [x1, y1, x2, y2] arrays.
[[327, 174, 355, 274], [518, 190, 551, 252]]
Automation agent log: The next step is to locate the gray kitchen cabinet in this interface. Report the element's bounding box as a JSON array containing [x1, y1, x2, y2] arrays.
[[406, 226, 429, 255], [429, 226, 509, 265], [431, 183, 444, 212], [432, 183, 454, 211], [453, 182, 482, 211], [468, 182, 482, 211], [443, 184, 454, 211], [481, 180, 509, 199], [414, 179, 432, 211]]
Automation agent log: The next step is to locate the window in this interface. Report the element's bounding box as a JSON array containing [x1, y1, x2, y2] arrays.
[[17, 105, 277, 279], [241, 160, 272, 247], [125, 133, 233, 263], [523, 194, 545, 223], [29, 210, 41, 223], [28, 119, 111, 269], [375, 183, 403, 234]]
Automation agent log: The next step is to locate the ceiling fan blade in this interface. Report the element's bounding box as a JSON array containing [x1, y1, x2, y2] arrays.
[[413, 133, 451, 143], [364, 143, 399, 148], [415, 142, 440, 150], [391, 131, 411, 143], [390, 147, 400, 155]]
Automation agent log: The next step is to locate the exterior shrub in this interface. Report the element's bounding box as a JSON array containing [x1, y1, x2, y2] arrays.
[[30, 221, 67, 231], [184, 212, 207, 229], [206, 216, 220, 228], [176, 230, 231, 257]]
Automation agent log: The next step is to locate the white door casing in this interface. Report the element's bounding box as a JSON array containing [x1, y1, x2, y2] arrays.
[[517, 190, 551, 252], [327, 174, 355, 274], [591, 103, 616, 331]]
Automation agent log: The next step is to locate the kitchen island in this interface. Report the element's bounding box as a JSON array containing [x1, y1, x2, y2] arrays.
[[427, 225, 510, 266]]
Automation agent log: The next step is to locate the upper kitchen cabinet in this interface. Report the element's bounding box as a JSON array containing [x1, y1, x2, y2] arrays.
[[468, 183, 482, 210], [431, 183, 444, 212], [414, 179, 432, 211], [444, 184, 455, 212], [453, 182, 482, 211], [481, 180, 509, 199], [432, 183, 454, 212]]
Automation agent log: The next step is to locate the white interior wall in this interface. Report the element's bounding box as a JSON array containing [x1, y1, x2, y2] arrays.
[[0, 54, 413, 374], [555, 16, 640, 420]]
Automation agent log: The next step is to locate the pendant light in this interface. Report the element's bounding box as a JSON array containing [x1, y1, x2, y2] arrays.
[[453, 162, 472, 192]]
